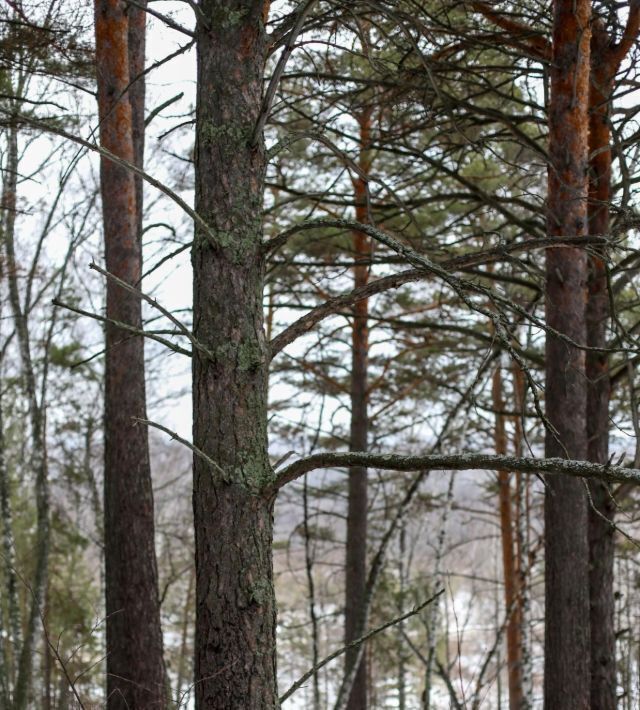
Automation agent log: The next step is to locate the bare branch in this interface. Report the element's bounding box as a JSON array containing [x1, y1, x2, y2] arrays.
[[271, 451, 640, 492], [88, 262, 212, 359], [133, 418, 226, 478], [268, 218, 612, 356], [51, 299, 191, 358], [279, 589, 445, 705], [0, 109, 213, 241]]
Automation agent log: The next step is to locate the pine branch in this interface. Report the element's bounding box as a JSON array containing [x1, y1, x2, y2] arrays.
[[271, 451, 640, 492]]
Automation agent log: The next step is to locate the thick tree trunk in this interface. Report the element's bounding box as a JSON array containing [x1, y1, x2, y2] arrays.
[[345, 108, 372, 710], [94, 2, 166, 707], [192, 3, 277, 708], [587, 26, 615, 710], [543, 2, 591, 708]]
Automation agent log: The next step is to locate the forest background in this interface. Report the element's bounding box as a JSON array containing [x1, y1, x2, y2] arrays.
[[1, 0, 640, 708]]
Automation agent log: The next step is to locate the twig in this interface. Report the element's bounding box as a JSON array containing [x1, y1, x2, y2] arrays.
[[252, 0, 317, 145], [127, 0, 195, 37], [133, 418, 226, 478], [89, 262, 213, 360], [279, 589, 445, 704], [0, 108, 213, 241], [51, 299, 191, 357]]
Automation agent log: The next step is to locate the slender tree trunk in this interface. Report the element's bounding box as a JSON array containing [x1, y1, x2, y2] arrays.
[[94, 2, 166, 707], [587, 26, 615, 710], [42, 589, 52, 710], [586, 14, 640, 704], [127, 0, 146, 244], [543, 2, 591, 707], [192, 3, 277, 708], [397, 522, 407, 710], [512, 365, 532, 709], [492, 363, 523, 710], [0, 396, 16, 707], [423, 471, 455, 709], [303, 476, 321, 710], [345, 107, 372, 710], [3, 114, 50, 710], [175, 566, 194, 707]]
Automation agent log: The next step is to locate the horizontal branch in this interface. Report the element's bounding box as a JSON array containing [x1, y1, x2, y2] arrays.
[[269, 268, 423, 355], [272, 451, 640, 491]]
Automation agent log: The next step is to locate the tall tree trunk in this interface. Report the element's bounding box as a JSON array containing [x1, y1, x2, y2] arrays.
[[543, 2, 591, 708], [512, 364, 532, 709], [192, 2, 277, 708], [345, 107, 372, 710], [585, 11, 640, 704], [492, 363, 523, 710], [94, 2, 166, 707], [3, 114, 50, 710], [128, 0, 146, 244], [586, 23, 616, 710], [0, 395, 18, 706], [396, 522, 408, 710], [303, 475, 321, 710]]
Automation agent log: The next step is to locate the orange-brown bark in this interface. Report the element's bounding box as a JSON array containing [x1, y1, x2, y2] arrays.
[[586, 12, 639, 706], [492, 365, 523, 710], [469, 5, 639, 707], [95, 2, 166, 707], [544, 2, 592, 709], [470, 1, 551, 60]]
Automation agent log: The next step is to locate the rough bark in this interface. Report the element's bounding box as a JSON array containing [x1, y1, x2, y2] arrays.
[[127, 0, 147, 244], [345, 108, 372, 710], [94, 2, 166, 707], [544, 2, 591, 708], [586, 23, 616, 710], [192, 2, 277, 708]]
